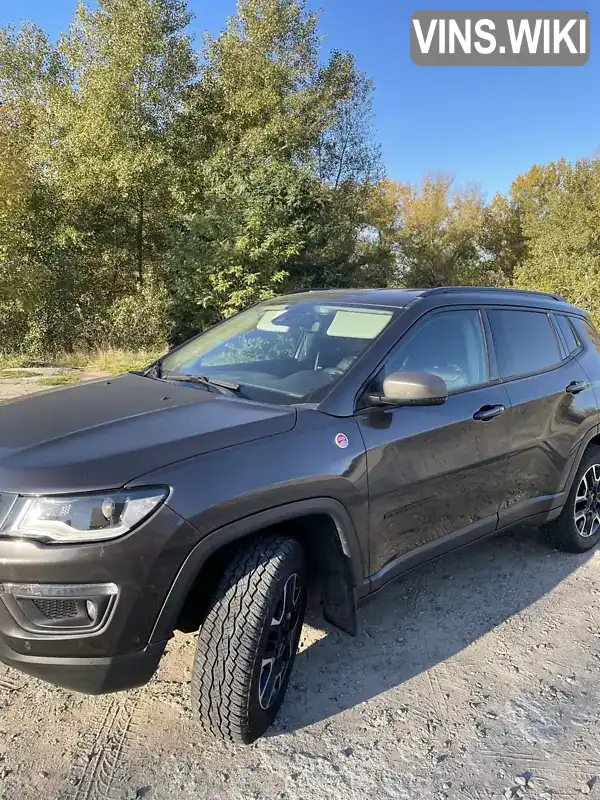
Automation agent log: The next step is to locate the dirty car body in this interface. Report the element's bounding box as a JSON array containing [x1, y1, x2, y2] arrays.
[[1, 287, 599, 741]]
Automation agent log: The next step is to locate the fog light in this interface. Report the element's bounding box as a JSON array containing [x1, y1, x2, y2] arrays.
[[86, 600, 98, 623]]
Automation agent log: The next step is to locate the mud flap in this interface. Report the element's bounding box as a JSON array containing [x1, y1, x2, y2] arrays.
[[322, 557, 357, 636]]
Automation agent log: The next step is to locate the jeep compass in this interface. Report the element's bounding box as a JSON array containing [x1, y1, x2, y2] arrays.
[[0, 286, 599, 743]]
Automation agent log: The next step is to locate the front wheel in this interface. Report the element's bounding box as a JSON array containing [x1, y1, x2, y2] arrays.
[[191, 535, 307, 744], [546, 444, 600, 553]]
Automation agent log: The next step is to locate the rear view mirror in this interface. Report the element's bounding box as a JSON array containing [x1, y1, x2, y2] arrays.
[[271, 309, 318, 332], [368, 370, 448, 407]]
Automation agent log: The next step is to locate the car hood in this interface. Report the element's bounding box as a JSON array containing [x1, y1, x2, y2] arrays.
[[0, 373, 297, 494]]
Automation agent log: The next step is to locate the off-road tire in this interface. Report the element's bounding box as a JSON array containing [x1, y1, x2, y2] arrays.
[[191, 535, 307, 744], [546, 444, 600, 553]]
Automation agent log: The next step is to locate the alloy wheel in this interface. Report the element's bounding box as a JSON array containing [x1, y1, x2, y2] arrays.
[[258, 573, 302, 710], [574, 463, 600, 538]]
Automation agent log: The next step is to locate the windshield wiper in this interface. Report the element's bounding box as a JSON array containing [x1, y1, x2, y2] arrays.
[[162, 373, 241, 395]]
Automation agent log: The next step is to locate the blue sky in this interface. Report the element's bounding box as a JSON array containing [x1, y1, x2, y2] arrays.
[[1, 0, 597, 199]]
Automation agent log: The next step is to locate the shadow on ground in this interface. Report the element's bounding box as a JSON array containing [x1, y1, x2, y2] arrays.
[[273, 525, 592, 734]]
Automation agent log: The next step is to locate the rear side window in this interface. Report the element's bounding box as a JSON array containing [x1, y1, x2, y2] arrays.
[[573, 318, 600, 355], [488, 309, 560, 378], [554, 314, 581, 355]]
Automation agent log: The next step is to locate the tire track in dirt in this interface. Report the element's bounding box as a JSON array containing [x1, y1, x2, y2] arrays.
[[0, 662, 22, 693], [476, 747, 600, 797], [0, 676, 19, 692], [479, 748, 600, 771], [59, 696, 144, 800]]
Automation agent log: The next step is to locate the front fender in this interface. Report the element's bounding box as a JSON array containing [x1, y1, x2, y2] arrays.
[[149, 497, 363, 643]]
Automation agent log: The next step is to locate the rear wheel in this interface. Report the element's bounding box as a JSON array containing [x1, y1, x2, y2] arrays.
[[191, 535, 307, 744], [546, 444, 600, 553]]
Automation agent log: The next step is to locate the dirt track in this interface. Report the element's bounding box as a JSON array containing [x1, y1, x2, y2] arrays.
[[1, 376, 600, 800]]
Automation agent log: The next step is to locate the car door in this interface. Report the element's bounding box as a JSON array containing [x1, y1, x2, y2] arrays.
[[355, 307, 511, 578], [487, 307, 599, 527]]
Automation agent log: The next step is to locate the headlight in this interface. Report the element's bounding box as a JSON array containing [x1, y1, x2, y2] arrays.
[[0, 488, 168, 544]]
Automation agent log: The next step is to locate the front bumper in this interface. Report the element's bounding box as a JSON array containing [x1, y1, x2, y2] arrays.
[[0, 637, 165, 694], [0, 503, 200, 693]]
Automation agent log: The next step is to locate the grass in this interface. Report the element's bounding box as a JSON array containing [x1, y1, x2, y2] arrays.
[[60, 347, 165, 374], [0, 354, 43, 370], [0, 369, 43, 379], [36, 375, 81, 387], [0, 347, 165, 376]]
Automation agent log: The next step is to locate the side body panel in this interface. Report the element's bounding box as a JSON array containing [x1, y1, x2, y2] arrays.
[[497, 332, 599, 527], [128, 408, 370, 582], [356, 385, 511, 575]]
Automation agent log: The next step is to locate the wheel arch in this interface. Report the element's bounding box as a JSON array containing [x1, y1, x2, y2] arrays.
[[583, 431, 600, 454], [563, 425, 600, 498], [149, 499, 364, 643]]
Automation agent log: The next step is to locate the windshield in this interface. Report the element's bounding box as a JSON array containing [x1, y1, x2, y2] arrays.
[[159, 300, 397, 404]]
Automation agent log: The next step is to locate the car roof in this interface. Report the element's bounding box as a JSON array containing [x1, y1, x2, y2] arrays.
[[273, 288, 424, 308], [272, 287, 587, 316]]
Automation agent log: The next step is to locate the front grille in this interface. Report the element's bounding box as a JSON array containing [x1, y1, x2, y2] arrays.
[[32, 598, 79, 620]]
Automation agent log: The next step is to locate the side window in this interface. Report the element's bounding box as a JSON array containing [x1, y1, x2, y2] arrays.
[[487, 309, 560, 378], [572, 318, 600, 356], [375, 310, 488, 393], [554, 314, 581, 356]]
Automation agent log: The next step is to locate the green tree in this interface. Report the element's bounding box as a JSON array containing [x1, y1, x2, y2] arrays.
[[0, 2, 196, 353], [389, 174, 484, 288], [516, 158, 600, 320], [1, 0, 390, 353], [478, 193, 525, 287], [475, 162, 569, 290], [297, 58, 391, 291], [511, 159, 569, 223], [168, 0, 387, 339], [54, 0, 196, 286], [312, 54, 382, 190], [0, 23, 73, 353]]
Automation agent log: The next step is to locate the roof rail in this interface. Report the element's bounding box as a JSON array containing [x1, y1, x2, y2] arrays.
[[422, 286, 566, 302], [283, 288, 323, 294]]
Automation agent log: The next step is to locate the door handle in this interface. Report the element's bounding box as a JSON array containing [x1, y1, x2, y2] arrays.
[[566, 380, 589, 395], [473, 404, 505, 422]]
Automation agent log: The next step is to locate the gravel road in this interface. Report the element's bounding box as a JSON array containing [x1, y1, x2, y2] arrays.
[[1, 374, 600, 800]]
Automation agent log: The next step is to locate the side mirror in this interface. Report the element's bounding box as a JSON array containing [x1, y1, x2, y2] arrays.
[[368, 370, 448, 407]]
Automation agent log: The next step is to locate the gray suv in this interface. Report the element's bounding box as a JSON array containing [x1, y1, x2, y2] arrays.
[[1, 287, 599, 743]]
